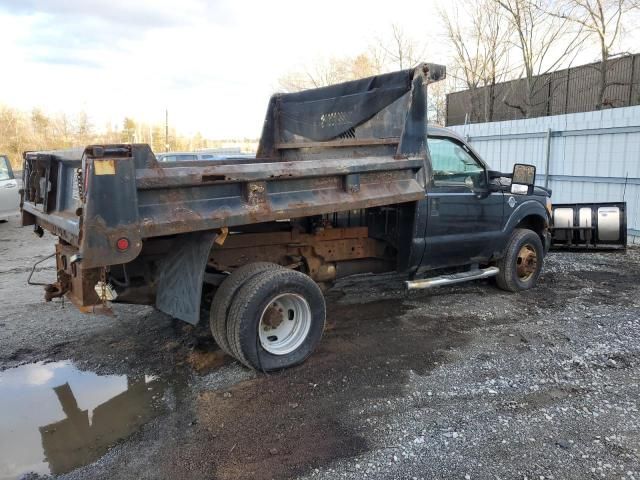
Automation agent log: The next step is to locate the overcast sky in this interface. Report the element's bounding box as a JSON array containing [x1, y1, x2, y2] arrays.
[[0, 0, 451, 138], [0, 0, 637, 139]]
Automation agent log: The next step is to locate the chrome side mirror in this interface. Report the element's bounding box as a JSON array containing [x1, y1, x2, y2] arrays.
[[511, 164, 536, 195]]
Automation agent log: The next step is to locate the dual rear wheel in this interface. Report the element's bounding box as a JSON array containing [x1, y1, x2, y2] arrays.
[[209, 263, 326, 371]]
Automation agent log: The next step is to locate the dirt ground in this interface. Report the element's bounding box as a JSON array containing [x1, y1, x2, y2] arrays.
[[1, 216, 640, 480]]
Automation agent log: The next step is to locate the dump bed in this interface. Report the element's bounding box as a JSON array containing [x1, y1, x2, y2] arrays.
[[21, 64, 445, 269]]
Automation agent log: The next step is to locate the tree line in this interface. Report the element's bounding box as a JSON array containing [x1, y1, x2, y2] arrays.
[[0, 107, 246, 170]]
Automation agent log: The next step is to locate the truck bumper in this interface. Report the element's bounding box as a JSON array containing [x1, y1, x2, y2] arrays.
[[46, 243, 103, 311]]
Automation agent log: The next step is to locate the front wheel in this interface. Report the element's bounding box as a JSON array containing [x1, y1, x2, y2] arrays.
[[226, 269, 326, 371], [496, 228, 544, 292]]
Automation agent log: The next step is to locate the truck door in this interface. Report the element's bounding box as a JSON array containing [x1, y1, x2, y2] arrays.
[[422, 136, 504, 269]]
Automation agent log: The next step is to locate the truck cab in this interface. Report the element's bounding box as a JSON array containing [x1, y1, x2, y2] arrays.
[[419, 127, 551, 277]]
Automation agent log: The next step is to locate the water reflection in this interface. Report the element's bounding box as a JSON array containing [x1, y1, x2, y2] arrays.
[[0, 361, 165, 479]]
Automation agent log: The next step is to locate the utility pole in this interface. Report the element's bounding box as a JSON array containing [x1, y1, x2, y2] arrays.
[[165, 108, 169, 152]]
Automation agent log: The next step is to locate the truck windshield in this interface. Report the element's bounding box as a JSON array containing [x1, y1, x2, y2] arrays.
[[0, 156, 12, 181]]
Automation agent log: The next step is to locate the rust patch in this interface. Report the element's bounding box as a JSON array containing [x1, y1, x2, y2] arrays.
[[243, 181, 267, 207]]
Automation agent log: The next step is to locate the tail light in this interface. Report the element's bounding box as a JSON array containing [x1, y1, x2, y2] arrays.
[[116, 238, 130, 251]]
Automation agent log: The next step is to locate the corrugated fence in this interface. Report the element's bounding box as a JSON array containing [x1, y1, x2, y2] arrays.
[[446, 54, 640, 126], [448, 105, 640, 244]]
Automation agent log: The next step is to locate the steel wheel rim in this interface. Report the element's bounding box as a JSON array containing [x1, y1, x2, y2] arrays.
[[259, 293, 311, 355], [516, 244, 537, 281]]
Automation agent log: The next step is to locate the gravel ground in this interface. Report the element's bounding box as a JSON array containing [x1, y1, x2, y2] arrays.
[[1, 216, 640, 480]]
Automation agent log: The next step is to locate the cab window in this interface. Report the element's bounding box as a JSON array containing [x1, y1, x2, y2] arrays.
[[427, 137, 485, 188]]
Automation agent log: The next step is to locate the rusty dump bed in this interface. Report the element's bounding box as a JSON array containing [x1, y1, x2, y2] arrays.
[[21, 64, 445, 271]]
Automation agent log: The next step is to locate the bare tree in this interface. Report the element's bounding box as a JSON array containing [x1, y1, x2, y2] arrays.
[[349, 53, 381, 78], [277, 70, 314, 92], [439, 0, 514, 122], [375, 24, 451, 124], [493, 0, 585, 117], [276, 25, 452, 126], [122, 117, 137, 143], [374, 24, 425, 70], [278, 25, 426, 93], [427, 78, 456, 125], [278, 56, 354, 92], [278, 23, 428, 93], [548, 0, 639, 108]]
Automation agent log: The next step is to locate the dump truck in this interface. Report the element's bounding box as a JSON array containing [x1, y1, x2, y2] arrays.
[[20, 64, 627, 371]]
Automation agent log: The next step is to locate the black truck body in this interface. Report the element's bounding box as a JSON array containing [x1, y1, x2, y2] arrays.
[[20, 64, 626, 370]]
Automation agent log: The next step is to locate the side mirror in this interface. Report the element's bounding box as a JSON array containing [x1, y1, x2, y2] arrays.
[[511, 164, 536, 195]]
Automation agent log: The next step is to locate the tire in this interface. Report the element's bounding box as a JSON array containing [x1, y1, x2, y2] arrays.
[[496, 228, 544, 292], [209, 262, 283, 357], [227, 269, 326, 371]]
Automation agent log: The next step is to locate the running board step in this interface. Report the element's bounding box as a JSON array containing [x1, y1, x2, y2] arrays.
[[406, 266, 499, 290]]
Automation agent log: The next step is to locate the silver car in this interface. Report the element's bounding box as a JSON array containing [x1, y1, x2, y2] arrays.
[[156, 152, 255, 162], [0, 155, 19, 222], [156, 152, 221, 162]]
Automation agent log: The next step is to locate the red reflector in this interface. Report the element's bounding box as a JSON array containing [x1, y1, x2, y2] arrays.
[[116, 238, 130, 251]]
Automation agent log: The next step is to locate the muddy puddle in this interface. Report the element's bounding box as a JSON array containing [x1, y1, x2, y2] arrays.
[[0, 361, 166, 479]]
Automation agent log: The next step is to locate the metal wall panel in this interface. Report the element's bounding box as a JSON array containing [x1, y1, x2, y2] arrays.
[[448, 105, 640, 244], [633, 55, 640, 106]]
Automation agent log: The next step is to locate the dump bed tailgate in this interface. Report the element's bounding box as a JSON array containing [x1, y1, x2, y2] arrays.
[[21, 149, 84, 246]]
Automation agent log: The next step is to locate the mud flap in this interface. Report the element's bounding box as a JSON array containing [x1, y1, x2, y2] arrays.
[[155, 230, 217, 324], [550, 202, 627, 249]]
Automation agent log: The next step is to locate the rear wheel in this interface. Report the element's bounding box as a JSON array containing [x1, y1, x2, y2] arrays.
[[496, 228, 544, 292], [209, 262, 283, 356], [227, 269, 326, 371]]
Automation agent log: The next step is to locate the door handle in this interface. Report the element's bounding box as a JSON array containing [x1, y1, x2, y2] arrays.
[[430, 198, 440, 216]]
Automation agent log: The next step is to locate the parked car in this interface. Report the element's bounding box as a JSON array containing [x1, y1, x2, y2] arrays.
[[0, 155, 19, 222], [156, 152, 254, 162], [156, 152, 212, 162]]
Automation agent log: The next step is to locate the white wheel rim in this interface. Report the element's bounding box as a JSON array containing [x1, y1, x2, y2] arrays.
[[258, 293, 311, 355]]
